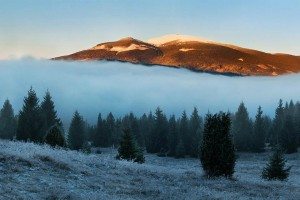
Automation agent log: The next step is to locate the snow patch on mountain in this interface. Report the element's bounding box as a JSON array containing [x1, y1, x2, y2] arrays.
[[148, 34, 213, 46], [91, 44, 149, 53], [179, 48, 196, 52]]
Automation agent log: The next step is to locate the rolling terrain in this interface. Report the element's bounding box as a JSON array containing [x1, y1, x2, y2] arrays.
[[54, 34, 300, 76], [0, 139, 299, 199]]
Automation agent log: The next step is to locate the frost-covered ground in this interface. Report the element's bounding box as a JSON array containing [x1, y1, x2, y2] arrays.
[[0, 140, 299, 200]]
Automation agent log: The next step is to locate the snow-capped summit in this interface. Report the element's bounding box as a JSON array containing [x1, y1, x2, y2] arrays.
[[147, 34, 213, 46], [54, 34, 300, 76]]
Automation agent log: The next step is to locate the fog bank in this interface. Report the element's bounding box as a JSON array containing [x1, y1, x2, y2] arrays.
[[0, 59, 299, 126]]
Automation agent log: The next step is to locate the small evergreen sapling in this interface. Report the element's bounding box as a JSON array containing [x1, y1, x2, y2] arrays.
[[262, 149, 291, 181], [44, 125, 65, 147], [116, 128, 145, 164]]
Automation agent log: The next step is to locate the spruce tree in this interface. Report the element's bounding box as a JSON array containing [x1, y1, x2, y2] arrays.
[[294, 103, 300, 147], [116, 128, 144, 163], [279, 114, 297, 154], [93, 113, 104, 147], [179, 111, 189, 156], [40, 91, 62, 139], [148, 107, 168, 154], [44, 125, 65, 147], [189, 107, 202, 157], [0, 100, 17, 140], [262, 149, 290, 181], [106, 112, 115, 146], [175, 139, 185, 158], [168, 115, 178, 157], [271, 99, 285, 146], [200, 113, 236, 178], [16, 87, 43, 142], [232, 102, 252, 151], [68, 111, 85, 150], [252, 106, 266, 152]]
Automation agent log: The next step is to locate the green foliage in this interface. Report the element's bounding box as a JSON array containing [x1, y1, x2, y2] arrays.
[[116, 128, 145, 164], [168, 115, 178, 157], [189, 107, 202, 157], [44, 125, 65, 147], [252, 106, 266, 152], [40, 91, 62, 139], [175, 139, 185, 158], [0, 100, 17, 140], [68, 111, 85, 150], [232, 102, 252, 151], [16, 87, 43, 142], [148, 107, 168, 154], [200, 113, 236, 178], [279, 114, 298, 154], [262, 149, 291, 181]]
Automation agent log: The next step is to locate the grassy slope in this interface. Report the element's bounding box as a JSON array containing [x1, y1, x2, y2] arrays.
[[0, 139, 299, 200]]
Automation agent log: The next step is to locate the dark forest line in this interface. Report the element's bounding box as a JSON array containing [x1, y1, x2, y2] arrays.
[[0, 88, 299, 158]]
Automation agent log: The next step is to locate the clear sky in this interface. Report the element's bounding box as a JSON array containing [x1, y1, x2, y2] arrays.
[[1, 0, 300, 59]]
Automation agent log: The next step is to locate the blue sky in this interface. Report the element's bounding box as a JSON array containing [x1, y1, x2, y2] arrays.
[[1, 0, 300, 59]]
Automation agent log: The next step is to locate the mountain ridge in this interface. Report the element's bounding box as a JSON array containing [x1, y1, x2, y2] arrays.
[[53, 34, 300, 76]]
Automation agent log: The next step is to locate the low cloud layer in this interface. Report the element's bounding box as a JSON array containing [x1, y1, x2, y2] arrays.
[[0, 59, 299, 126]]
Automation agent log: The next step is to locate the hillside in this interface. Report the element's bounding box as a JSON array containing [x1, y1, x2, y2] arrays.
[[0, 139, 299, 199], [53, 34, 300, 76]]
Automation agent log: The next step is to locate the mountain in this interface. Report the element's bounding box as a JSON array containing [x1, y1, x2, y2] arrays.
[[53, 34, 300, 76]]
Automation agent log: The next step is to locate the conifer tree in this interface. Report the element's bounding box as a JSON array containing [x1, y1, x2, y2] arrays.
[[262, 149, 290, 180], [200, 113, 235, 178], [252, 106, 266, 152], [294, 103, 300, 147], [232, 102, 252, 151], [175, 139, 185, 158], [179, 111, 189, 156], [271, 99, 285, 146], [17, 88, 43, 142], [189, 107, 202, 157], [0, 100, 17, 140], [116, 128, 144, 163], [148, 107, 168, 153], [40, 91, 62, 139], [44, 125, 65, 147], [106, 112, 115, 146], [68, 111, 85, 150], [93, 113, 104, 147], [279, 114, 297, 154], [168, 115, 178, 157]]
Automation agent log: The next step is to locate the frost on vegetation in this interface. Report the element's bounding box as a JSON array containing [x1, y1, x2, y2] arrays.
[[0, 139, 299, 200]]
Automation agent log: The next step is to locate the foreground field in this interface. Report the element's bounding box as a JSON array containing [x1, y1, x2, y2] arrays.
[[0, 140, 299, 200]]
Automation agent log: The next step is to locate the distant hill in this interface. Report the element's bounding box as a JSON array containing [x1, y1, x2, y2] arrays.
[[54, 34, 300, 76]]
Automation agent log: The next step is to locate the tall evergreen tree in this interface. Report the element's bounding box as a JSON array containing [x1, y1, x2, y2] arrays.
[[200, 113, 235, 178], [68, 111, 85, 150], [252, 106, 266, 152], [271, 99, 285, 146], [179, 111, 189, 156], [93, 113, 105, 147], [294, 103, 300, 147], [189, 107, 202, 157], [168, 115, 178, 156], [0, 100, 17, 140], [106, 112, 115, 146], [40, 91, 62, 139], [232, 102, 252, 151], [279, 114, 298, 154], [148, 107, 168, 153], [16, 88, 43, 142]]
